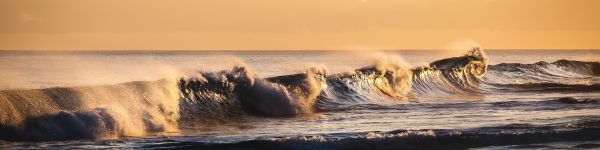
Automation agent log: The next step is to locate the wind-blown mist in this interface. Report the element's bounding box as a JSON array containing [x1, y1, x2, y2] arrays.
[[1, 49, 600, 149]]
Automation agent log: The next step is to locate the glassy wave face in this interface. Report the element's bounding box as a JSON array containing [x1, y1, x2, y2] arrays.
[[1, 49, 600, 149]]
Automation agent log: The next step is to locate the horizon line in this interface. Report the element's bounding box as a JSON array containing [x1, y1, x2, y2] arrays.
[[1, 49, 600, 52]]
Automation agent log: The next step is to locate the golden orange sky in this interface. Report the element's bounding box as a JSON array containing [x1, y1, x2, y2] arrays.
[[1, 0, 599, 50]]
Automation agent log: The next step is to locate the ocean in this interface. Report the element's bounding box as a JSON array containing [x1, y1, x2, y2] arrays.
[[1, 49, 599, 149]]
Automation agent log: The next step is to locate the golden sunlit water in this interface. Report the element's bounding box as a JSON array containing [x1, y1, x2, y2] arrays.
[[2, 0, 600, 149], [1, 49, 599, 149]]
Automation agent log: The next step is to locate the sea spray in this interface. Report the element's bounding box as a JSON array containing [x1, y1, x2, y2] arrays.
[[0, 79, 181, 141], [410, 47, 488, 95], [315, 52, 414, 110], [179, 62, 326, 117], [4, 48, 600, 143], [372, 53, 413, 98]]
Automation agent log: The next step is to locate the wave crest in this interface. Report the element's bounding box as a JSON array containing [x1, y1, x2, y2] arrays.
[[179, 64, 325, 117], [411, 47, 488, 95]]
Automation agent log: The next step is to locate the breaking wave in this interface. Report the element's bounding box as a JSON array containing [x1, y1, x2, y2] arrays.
[[0, 80, 180, 141], [178, 64, 325, 117], [410, 47, 488, 95], [1, 47, 599, 141]]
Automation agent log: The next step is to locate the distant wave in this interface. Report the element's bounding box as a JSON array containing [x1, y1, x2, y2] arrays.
[[486, 60, 600, 81], [488, 60, 600, 77], [1, 47, 600, 141], [484, 59, 600, 92]]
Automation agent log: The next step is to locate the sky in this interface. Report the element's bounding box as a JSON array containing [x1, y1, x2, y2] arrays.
[[1, 0, 599, 50]]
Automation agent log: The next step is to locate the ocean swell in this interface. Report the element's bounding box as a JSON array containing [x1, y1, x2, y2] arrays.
[[2, 48, 600, 141], [140, 121, 600, 150]]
